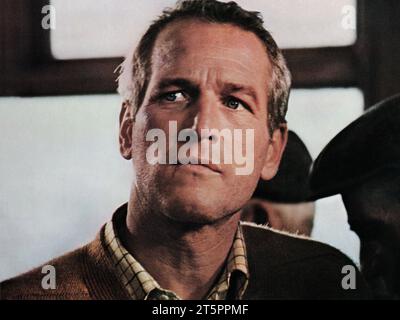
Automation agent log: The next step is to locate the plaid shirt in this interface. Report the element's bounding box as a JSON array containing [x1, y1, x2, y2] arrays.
[[104, 214, 249, 300]]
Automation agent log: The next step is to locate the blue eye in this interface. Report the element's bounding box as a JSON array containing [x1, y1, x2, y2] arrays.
[[163, 91, 186, 102], [225, 97, 245, 110]]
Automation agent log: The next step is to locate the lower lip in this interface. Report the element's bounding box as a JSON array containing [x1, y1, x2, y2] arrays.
[[177, 164, 220, 175]]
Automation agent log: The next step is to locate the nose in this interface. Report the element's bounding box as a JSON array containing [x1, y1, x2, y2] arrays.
[[190, 92, 219, 142]]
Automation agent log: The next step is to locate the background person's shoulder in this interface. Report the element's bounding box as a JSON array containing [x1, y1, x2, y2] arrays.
[[241, 222, 371, 299], [242, 221, 350, 262], [0, 245, 90, 300]]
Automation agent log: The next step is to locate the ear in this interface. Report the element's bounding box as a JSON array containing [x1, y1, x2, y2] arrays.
[[119, 101, 134, 160], [260, 123, 288, 181]]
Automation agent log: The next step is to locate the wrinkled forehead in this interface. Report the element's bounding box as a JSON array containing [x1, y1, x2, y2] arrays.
[[151, 19, 271, 82]]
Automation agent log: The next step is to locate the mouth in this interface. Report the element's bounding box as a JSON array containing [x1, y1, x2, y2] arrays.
[[176, 159, 222, 174]]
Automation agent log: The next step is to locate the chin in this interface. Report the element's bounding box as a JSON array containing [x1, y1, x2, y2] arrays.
[[160, 191, 236, 225]]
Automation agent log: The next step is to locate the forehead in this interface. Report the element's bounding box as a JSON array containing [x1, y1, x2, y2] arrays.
[[151, 19, 271, 88]]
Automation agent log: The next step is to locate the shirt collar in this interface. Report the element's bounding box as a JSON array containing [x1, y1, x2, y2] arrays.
[[103, 204, 249, 300]]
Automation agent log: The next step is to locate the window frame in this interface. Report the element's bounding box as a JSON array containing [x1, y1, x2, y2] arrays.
[[1, 0, 400, 108]]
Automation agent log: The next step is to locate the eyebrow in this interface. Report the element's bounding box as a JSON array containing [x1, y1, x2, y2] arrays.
[[155, 78, 258, 104], [222, 82, 259, 105], [156, 78, 198, 93]]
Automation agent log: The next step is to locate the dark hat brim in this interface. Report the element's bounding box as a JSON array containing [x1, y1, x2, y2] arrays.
[[309, 93, 400, 200]]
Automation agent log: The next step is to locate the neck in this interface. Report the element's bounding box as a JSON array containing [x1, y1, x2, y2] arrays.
[[122, 190, 241, 300]]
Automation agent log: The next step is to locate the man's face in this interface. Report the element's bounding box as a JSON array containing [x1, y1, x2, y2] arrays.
[[120, 20, 286, 224], [342, 190, 400, 299]]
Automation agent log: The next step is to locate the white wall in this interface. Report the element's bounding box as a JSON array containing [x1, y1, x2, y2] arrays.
[[0, 95, 132, 281]]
